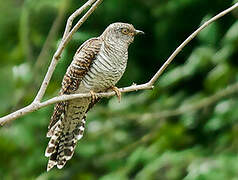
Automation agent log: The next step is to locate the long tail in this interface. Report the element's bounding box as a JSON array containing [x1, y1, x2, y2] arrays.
[[45, 116, 86, 171]]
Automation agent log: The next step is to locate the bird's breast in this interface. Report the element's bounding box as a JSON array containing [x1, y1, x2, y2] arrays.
[[79, 44, 128, 92]]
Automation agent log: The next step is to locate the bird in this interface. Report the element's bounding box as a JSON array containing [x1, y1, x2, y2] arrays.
[[45, 22, 144, 171]]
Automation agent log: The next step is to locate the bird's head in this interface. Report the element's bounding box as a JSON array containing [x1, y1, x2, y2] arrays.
[[101, 22, 144, 46]]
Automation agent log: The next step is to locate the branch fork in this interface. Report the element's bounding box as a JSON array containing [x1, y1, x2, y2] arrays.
[[1, 1, 238, 125]]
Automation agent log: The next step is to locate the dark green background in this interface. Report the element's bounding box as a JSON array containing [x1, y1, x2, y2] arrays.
[[1, 0, 238, 179]]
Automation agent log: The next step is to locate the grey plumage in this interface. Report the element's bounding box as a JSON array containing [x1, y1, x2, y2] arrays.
[[45, 22, 144, 171]]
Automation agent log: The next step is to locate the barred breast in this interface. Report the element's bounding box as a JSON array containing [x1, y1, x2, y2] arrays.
[[77, 41, 128, 93]]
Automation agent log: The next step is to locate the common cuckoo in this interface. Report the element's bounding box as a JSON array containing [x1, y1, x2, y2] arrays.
[[45, 22, 144, 171]]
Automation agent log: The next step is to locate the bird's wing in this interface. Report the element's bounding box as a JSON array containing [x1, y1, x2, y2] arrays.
[[48, 37, 102, 131]]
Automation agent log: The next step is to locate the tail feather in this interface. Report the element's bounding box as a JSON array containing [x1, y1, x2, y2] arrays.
[[45, 116, 86, 171], [73, 118, 86, 140], [45, 122, 62, 157]]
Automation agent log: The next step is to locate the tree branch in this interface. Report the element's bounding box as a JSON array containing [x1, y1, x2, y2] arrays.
[[148, 2, 238, 86], [1, 2, 238, 126], [34, 0, 103, 103], [96, 81, 238, 163], [120, 81, 238, 122], [13, 0, 70, 110], [34, 0, 69, 74]]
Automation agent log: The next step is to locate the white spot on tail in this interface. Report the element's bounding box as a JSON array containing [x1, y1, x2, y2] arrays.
[[76, 134, 83, 140], [45, 150, 51, 157], [57, 164, 64, 169], [79, 126, 85, 131], [47, 160, 57, 172], [47, 120, 61, 137]]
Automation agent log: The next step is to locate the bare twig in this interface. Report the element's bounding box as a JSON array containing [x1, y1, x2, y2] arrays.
[[96, 81, 238, 162], [148, 2, 238, 86], [13, 0, 70, 110], [34, 0, 69, 73], [121, 81, 238, 122], [0, 84, 153, 123], [1, 2, 238, 126], [34, 0, 103, 103], [62, 0, 97, 39]]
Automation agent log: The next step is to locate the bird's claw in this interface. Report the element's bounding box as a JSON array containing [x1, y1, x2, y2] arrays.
[[90, 90, 98, 103], [111, 86, 121, 103]]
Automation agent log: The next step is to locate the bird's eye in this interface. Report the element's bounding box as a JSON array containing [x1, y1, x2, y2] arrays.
[[121, 28, 129, 35]]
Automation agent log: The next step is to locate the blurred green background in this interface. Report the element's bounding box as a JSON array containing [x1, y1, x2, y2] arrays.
[[1, 0, 238, 179]]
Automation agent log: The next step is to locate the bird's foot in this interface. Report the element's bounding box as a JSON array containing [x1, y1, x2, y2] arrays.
[[111, 86, 121, 103], [89, 90, 98, 103]]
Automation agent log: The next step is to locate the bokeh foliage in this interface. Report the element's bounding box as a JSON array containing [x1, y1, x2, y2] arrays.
[[1, 0, 238, 179]]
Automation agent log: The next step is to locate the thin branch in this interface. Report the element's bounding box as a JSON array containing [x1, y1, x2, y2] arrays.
[[122, 81, 238, 122], [0, 2, 238, 126], [0, 83, 153, 124], [62, 0, 97, 39], [148, 2, 238, 86], [13, 0, 70, 110], [34, 0, 69, 74], [96, 81, 238, 163], [34, 0, 103, 103]]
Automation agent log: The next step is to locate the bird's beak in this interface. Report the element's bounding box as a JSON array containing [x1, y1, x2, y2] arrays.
[[135, 29, 145, 35]]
